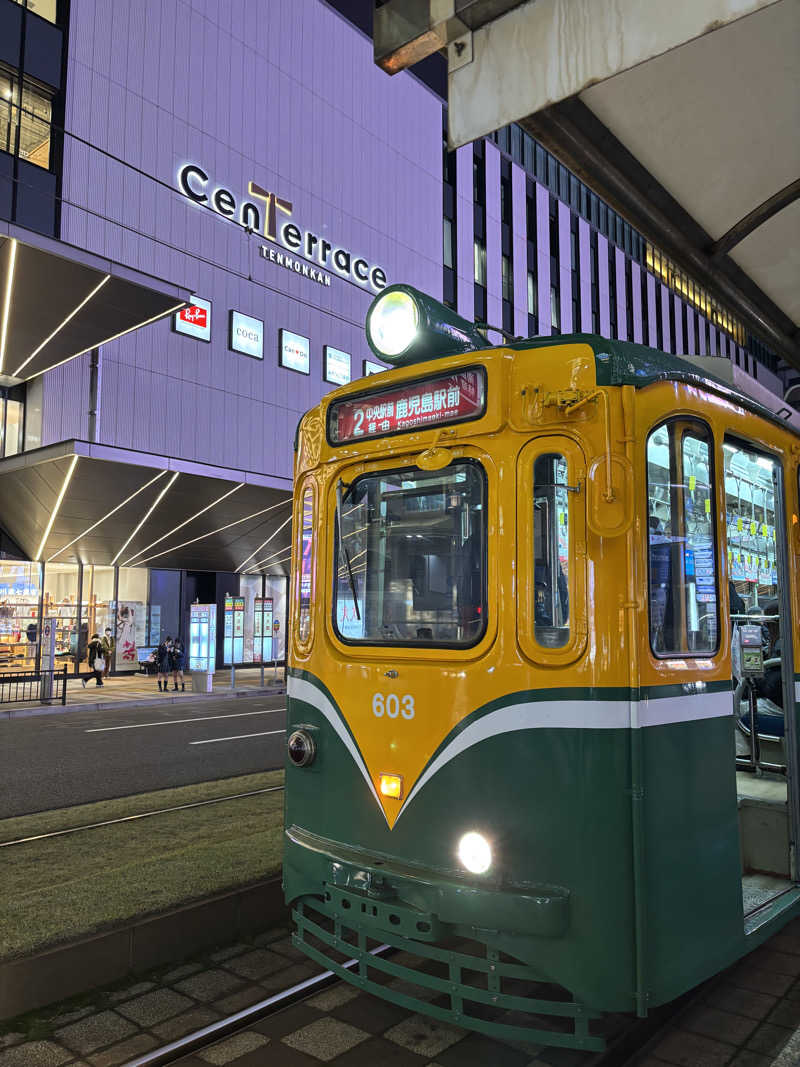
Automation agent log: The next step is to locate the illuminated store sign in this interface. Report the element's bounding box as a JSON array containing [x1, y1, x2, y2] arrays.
[[177, 164, 387, 292], [363, 359, 384, 376], [229, 311, 264, 359], [324, 346, 351, 386], [280, 329, 310, 374], [174, 297, 211, 341], [329, 368, 486, 444]]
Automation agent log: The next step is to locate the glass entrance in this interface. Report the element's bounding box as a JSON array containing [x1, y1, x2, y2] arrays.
[[724, 440, 796, 918]]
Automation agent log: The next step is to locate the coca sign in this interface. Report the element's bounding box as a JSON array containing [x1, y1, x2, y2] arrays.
[[329, 368, 485, 444]]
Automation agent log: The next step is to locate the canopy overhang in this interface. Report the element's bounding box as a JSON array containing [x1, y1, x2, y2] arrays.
[[0, 224, 191, 384], [377, 0, 800, 372], [0, 441, 292, 574]]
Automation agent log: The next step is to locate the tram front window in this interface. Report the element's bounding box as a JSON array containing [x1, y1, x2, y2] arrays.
[[333, 462, 486, 646]]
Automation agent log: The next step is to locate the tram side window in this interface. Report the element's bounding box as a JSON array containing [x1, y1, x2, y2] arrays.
[[298, 487, 314, 643], [647, 422, 718, 656], [533, 453, 570, 648]]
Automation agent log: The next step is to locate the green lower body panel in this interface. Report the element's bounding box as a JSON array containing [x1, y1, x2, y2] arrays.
[[293, 896, 606, 1051]]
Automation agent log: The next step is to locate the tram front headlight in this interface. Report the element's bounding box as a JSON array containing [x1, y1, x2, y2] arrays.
[[287, 729, 316, 767], [367, 289, 419, 358], [457, 831, 492, 874]]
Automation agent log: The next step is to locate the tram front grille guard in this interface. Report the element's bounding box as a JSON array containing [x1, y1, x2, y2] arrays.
[[293, 897, 605, 1052]]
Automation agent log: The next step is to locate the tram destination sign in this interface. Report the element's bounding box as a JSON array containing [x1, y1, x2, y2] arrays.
[[328, 368, 486, 445]]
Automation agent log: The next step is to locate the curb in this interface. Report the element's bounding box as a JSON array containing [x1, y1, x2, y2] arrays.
[[1, 684, 286, 721], [0, 877, 286, 1022]]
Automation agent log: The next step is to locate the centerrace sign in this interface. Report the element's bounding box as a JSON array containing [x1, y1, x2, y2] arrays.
[[177, 164, 387, 292]]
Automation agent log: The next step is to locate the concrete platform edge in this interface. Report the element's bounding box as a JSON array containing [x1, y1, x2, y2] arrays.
[[0, 684, 286, 720], [0, 876, 286, 1021]]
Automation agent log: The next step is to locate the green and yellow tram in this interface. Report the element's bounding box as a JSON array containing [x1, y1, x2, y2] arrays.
[[283, 284, 800, 1050]]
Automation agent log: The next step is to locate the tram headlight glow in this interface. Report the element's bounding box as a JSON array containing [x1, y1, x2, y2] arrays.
[[457, 831, 492, 874], [367, 290, 419, 358]]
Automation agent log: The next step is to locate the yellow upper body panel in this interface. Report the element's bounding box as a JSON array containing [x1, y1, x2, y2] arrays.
[[290, 341, 800, 827]]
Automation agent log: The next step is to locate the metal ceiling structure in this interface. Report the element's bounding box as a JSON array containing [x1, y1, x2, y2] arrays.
[[375, 0, 800, 372], [0, 441, 292, 574], [0, 225, 190, 384]]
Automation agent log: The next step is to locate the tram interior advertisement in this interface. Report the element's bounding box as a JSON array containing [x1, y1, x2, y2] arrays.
[[284, 284, 800, 1051]]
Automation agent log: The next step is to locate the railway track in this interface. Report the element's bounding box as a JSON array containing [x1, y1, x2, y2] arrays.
[[125, 943, 718, 1067], [0, 785, 285, 848]]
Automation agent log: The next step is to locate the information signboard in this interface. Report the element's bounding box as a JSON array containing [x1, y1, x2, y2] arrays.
[[223, 596, 245, 664], [189, 603, 216, 673], [254, 597, 274, 662]]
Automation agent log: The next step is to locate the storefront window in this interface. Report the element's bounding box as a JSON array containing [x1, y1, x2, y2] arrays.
[[4, 399, 23, 456], [117, 567, 148, 671], [241, 574, 261, 663], [265, 575, 288, 660], [43, 562, 81, 670], [82, 565, 115, 648], [0, 561, 41, 672]]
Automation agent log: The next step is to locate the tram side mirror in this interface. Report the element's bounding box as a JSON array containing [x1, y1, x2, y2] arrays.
[[587, 453, 633, 538]]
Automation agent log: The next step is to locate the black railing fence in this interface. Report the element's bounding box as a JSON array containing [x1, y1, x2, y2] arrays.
[[0, 666, 68, 705]]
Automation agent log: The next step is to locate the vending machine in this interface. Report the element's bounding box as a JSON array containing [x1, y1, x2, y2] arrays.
[[189, 602, 217, 692]]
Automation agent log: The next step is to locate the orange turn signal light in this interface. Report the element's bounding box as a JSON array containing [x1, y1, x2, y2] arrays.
[[379, 773, 403, 799]]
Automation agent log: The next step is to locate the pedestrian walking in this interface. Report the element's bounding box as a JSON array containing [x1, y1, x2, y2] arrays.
[[170, 637, 186, 691], [157, 637, 172, 693], [101, 627, 115, 678], [81, 633, 105, 688]]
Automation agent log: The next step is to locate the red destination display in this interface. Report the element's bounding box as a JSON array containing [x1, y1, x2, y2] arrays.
[[329, 368, 485, 444]]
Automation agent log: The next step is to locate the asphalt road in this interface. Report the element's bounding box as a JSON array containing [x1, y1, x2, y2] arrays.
[[0, 693, 287, 818]]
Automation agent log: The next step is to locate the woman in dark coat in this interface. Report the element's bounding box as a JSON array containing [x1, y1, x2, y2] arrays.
[[157, 637, 172, 693]]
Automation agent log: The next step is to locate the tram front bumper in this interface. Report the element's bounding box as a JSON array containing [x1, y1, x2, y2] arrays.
[[285, 825, 570, 939]]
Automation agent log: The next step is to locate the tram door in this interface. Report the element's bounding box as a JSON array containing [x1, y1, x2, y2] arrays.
[[723, 439, 798, 915]]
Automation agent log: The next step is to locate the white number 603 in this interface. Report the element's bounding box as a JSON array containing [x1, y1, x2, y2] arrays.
[[372, 693, 415, 720]]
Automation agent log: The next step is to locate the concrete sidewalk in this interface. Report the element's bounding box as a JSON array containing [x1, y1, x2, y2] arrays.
[[1, 667, 285, 720]]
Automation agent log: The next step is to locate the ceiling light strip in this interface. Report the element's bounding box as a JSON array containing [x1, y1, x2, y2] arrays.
[[0, 238, 18, 375], [111, 471, 179, 566], [22, 302, 187, 381], [250, 541, 294, 570], [47, 470, 168, 562], [14, 274, 111, 378], [133, 498, 293, 567], [121, 482, 247, 566], [236, 513, 293, 571], [35, 455, 79, 561]]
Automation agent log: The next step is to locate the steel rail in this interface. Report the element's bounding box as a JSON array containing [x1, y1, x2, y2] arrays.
[[0, 786, 285, 849], [127, 944, 391, 1067]]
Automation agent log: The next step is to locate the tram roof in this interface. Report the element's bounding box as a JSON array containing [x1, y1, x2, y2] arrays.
[[505, 333, 800, 436]]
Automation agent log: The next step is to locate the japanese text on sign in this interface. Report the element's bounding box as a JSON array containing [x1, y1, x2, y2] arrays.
[[329, 368, 485, 444]]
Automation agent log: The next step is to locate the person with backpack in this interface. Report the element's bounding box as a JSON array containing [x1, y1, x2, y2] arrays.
[[81, 633, 105, 688]]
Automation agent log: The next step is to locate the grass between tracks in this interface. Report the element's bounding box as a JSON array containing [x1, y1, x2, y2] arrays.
[[0, 771, 284, 960]]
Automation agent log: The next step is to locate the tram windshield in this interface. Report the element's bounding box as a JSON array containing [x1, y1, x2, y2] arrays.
[[333, 462, 486, 646]]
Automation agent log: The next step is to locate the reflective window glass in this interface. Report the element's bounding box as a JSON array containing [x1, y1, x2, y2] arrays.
[[647, 421, 718, 655], [473, 239, 486, 286], [333, 463, 486, 647], [0, 561, 41, 672], [533, 453, 570, 647], [298, 488, 314, 643]]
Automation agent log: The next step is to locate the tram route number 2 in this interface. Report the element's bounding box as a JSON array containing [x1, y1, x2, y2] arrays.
[[372, 693, 415, 719]]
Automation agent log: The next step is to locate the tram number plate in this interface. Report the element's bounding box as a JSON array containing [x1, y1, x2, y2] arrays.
[[372, 693, 415, 720]]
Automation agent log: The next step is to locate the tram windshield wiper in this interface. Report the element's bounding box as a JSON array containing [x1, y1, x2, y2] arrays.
[[336, 478, 361, 621]]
